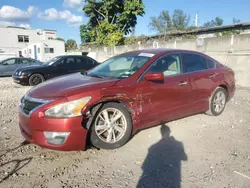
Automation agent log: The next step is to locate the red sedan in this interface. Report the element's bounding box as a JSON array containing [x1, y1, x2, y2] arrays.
[[19, 49, 235, 151]]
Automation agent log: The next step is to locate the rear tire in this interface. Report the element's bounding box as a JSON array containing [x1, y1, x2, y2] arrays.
[[206, 87, 227, 116], [29, 74, 45, 86], [90, 103, 132, 149]]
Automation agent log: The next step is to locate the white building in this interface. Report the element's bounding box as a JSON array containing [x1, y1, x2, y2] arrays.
[[0, 26, 65, 61]]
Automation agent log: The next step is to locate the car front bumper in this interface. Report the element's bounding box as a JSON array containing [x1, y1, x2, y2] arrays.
[[12, 75, 29, 85], [19, 108, 88, 151]]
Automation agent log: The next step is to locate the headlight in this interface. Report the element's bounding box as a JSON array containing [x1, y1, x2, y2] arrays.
[[45, 97, 91, 118], [18, 71, 22, 76]]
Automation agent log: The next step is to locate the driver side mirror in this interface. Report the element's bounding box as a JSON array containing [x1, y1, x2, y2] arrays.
[[144, 72, 164, 82]]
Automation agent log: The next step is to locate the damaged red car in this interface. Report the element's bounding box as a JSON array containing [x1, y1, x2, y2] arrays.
[[18, 49, 235, 151]]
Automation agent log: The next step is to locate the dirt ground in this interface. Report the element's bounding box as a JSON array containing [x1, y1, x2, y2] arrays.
[[0, 77, 250, 188]]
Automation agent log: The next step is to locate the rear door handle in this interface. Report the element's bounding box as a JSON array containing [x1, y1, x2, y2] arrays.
[[179, 81, 188, 86]]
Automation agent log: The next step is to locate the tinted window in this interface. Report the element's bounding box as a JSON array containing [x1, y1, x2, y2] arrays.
[[147, 54, 181, 76], [54, 58, 65, 67], [182, 53, 208, 73], [87, 58, 95, 65], [75, 57, 87, 65], [22, 59, 33, 64], [3, 59, 16, 65], [57, 57, 74, 68], [206, 58, 216, 69], [66, 57, 75, 64]]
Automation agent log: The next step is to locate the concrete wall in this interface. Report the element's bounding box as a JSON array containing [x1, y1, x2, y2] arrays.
[[82, 34, 250, 87]]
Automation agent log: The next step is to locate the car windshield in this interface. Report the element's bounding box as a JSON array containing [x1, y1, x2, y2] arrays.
[[43, 57, 61, 66], [86, 53, 154, 79]]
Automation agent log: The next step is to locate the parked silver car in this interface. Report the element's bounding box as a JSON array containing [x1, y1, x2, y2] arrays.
[[0, 57, 43, 76]]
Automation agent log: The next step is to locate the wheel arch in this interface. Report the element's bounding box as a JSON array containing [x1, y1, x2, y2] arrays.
[[28, 72, 45, 79], [218, 84, 228, 100], [83, 98, 134, 130]]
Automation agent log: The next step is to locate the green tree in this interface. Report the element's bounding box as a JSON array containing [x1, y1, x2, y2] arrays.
[[233, 17, 240, 24], [65, 39, 77, 51], [56, 37, 65, 42], [80, 0, 145, 46], [204, 17, 223, 27], [149, 10, 172, 33], [172, 9, 190, 30], [80, 24, 90, 44], [149, 9, 190, 34]]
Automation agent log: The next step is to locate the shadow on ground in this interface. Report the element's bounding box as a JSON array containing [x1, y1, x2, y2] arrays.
[[137, 124, 187, 188], [0, 141, 33, 183]]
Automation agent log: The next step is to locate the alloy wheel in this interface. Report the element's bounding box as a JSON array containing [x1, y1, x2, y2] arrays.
[[94, 108, 127, 143], [213, 91, 226, 113]]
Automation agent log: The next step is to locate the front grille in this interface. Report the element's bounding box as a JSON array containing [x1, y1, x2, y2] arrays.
[[21, 98, 43, 115]]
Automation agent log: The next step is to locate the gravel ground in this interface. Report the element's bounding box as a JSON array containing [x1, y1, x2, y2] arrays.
[[0, 77, 250, 188]]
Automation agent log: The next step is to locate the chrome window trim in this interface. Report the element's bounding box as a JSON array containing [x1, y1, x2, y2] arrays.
[[19, 95, 52, 117]]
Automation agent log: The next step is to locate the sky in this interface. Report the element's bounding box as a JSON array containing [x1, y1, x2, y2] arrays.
[[0, 0, 250, 44]]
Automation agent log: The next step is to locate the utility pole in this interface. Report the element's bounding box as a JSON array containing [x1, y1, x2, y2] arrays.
[[195, 12, 199, 27]]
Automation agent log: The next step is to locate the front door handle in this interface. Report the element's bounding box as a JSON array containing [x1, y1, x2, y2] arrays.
[[179, 81, 188, 86]]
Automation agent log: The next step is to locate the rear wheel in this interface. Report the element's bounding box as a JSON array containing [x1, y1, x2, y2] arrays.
[[29, 74, 45, 86], [90, 103, 132, 149], [206, 87, 227, 116]]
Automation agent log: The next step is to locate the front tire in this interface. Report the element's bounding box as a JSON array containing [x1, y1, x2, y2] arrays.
[[206, 87, 227, 116], [29, 73, 45, 86], [90, 103, 132, 149]]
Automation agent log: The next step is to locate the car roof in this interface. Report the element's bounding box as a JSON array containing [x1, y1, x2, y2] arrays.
[[3, 57, 34, 59], [56, 55, 96, 59], [119, 48, 204, 56], [57, 55, 91, 58]]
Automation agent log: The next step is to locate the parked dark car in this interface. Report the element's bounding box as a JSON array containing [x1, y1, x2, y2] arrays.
[[0, 57, 42, 76], [18, 49, 235, 151], [12, 55, 99, 86]]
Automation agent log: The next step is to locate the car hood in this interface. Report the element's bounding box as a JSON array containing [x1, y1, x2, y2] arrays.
[[17, 64, 46, 71], [27, 73, 118, 99]]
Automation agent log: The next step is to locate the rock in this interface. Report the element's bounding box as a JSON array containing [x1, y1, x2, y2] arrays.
[[231, 153, 238, 157], [128, 171, 134, 176], [134, 161, 141, 165]]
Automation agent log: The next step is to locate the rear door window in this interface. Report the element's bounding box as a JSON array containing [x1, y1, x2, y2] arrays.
[[206, 58, 216, 69], [65, 57, 75, 68], [75, 57, 87, 65], [182, 53, 208, 73], [22, 58, 33, 64]]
